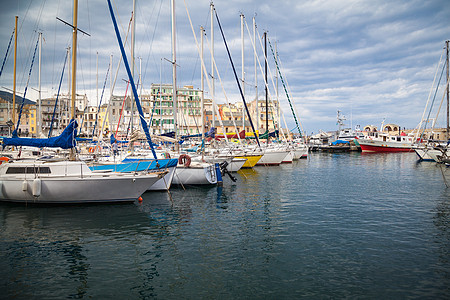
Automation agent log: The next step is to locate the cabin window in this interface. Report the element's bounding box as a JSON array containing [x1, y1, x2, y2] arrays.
[[6, 167, 51, 174]]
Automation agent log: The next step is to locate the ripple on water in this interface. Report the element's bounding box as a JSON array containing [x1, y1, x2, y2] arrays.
[[0, 152, 449, 298]]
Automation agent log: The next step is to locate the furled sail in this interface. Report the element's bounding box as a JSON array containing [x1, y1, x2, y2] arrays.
[[2, 119, 77, 149]]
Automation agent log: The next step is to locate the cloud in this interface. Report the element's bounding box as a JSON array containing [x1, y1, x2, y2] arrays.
[[0, 0, 449, 133]]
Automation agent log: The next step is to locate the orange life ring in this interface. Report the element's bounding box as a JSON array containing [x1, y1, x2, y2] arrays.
[[178, 154, 191, 167], [0, 157, 10, 164], [89, 147, 94, 153]]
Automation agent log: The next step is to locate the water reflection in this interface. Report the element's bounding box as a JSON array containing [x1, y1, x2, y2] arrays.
[[0, 201, 181, 299], [433, 194, 450, 268], [1, 152, 450, 298]]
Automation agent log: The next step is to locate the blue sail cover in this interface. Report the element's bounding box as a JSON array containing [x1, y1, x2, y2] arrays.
[[89, 158, 178, 173], [181, 133, 202, 139], [161, 131, 175, 139], [76, 137, 93, 142], [2, 119, 77, 149], [331, 139, 350, 145], [110, 134, 117, 144], [206, 127, 215, 138]]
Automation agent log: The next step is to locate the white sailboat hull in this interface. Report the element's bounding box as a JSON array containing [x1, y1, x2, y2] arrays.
[[256, 150, 289, 166], [172, 163, 217, 185], [228, 158, 247, 172], [293, 146, 308, 159], [0, 161, 163, 204], [147, 165, 176, 191], [282, 151, 294, 163], [203, 156, 246, 172]]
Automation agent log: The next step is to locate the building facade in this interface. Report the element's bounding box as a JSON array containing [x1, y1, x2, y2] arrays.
[[37, 93, 88, 137]]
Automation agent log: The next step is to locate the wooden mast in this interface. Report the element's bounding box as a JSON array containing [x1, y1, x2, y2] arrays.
[[70, 0, 78, 159]]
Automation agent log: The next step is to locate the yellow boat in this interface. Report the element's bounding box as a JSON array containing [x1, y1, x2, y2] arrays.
[[236, 154, 262, 168]]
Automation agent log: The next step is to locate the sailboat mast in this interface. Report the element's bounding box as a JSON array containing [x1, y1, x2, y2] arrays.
[[71, 0, 77, 120], [446, 40, 449, 140], [171, 0, 178, 146], [67, 47, 71, 98], [38, 31, 42, 137], [160, 58, 162, 134], [69, 0, 78, 160], [254, 16, 258, 133], [96, 52, 99, 107], [201, 26, 205, 140], [264, 31, 268, 136], [139, 56, 142, 99], [12, 16, 18, 129], [210, 2, 215, 129], [131, 0, 136, 141], [241, 13, 245, 132], [110, 54, 113, 98], [275, 40, 279, 134]]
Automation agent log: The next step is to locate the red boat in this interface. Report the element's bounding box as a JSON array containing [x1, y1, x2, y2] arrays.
[[357, 132, 414, 153]]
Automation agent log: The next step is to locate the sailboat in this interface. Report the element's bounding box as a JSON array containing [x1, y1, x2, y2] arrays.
[[0, 0, 165, 204], [87, 2, 179, 191], [167, 0, 220, 186], [0, 158, 165, 203], [413, 41, 450, 162]]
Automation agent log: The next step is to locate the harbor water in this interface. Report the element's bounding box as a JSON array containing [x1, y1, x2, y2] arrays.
[[1, 152, 449, 299]]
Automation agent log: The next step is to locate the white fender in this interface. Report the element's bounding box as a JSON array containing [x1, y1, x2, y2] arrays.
[[22, 180, 28, 191], [32, 179, 41, 197]]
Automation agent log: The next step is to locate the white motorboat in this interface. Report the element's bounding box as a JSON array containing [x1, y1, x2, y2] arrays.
[[0, 159, 165, 204]]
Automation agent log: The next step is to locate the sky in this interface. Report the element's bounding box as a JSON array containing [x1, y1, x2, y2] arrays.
[[0, 0, 449, 134]]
